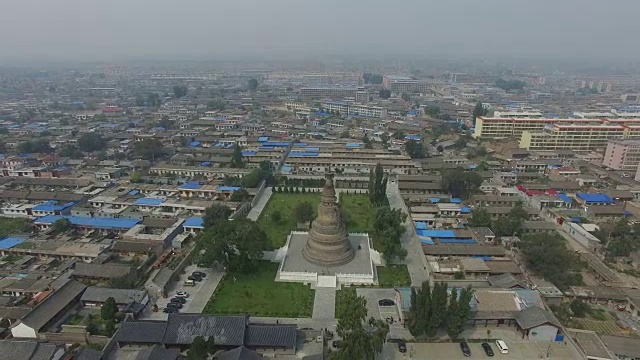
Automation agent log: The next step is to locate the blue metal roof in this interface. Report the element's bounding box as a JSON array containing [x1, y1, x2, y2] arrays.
[[178, 181, 202, 190], [128, 190, 140, 196], [190, 141, 201, 147], [450, 198, 462, 203], [346, 143, 362, 148], [288, 152, 319, 157], [242, 151, 257, 156], [461, 207, 471, 213], [32, 200, 75, 212], [293, 143, 308, 147], [216, 186, 241, 192], [439, 239, 477, 244], [183, 217, 204, 228], [257, 136, 269, 142], [0, 237, 27, 249], [405, 135, 423, 140], [429, 198, 441, 203], [35, 215, 141, 229], [419, 237, 435, 245], [576, 193, 613, 204], [263, 142, 289, 147], [133, 198, 164, 206], [415, 222, 428, 230], [556, 193, 573, 203], [418, 230, 456, 238]]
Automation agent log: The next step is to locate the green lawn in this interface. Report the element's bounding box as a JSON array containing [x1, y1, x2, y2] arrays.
[[339, 193, 375, 233], [258, 193, 321, 248], [204, 262, 314, 317], [0, 218, 30, 238], [377, 265, 411, 287]]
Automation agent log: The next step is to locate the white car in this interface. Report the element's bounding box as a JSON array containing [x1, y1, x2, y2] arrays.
[[175, 291, 190, 298]]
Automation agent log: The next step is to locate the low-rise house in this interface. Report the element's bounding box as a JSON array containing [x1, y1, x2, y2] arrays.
[[81, 286, 149, 315], [514, 306, 562, 342], [0, 340, 65, 360], [11, 280, 87, 338]]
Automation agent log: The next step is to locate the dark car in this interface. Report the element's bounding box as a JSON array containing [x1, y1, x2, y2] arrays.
[[378, 299, 395, 306], [170, 297, 186, 304], [398, 341, 407, 353], [459, 341, 471, 357], [192, 271, 206, 278], [163, 307, 179, 313], [332, 340, 342, 348], [188, 275, 202, 282], [166, 302, 183, 309], [481, 342, 494, 356]]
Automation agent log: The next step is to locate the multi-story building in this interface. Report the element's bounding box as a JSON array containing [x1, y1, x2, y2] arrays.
[[299, 86, 359, 100], [492, 111, 544, 119], [603, 139, 640, 171], [473, 117, 567, 139], [519, 124, 630, 151], [355, 91, 369, 104], [321, 101, 387, 118], [382, 75, 431, 93]]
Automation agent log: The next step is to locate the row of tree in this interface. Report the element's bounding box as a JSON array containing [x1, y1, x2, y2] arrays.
[[520, 233, 583, 291], [469, 203, 529, 237], [368, 163, 387, 206], [408, 282, 474, 339], [593, 218, 640, 259], [440, 169, 483, 200]]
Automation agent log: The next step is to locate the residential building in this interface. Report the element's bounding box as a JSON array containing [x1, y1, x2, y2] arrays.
[[299, 86, 359, 100], [382, 75, 431, 93], [321, 101, 387, 118], [603, 139, 640, 171]]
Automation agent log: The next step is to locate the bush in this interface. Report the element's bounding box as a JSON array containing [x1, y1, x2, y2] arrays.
[[570, 299, 590, 318]]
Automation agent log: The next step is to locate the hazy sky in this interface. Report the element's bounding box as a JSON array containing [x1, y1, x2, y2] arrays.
[[1, 0, 638, 63]]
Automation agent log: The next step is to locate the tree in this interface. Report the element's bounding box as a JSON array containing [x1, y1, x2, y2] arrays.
[[424, 104, 440, 117], [520, 233, 583, 291], [230, 189, 249, 202], [401, 93, 411, 102], [105, 320, 116, 337], [441, 169, 483, 200], [495, 78, 525, 92], [378, 89, 391, 99], [295, 201, 314, 224], [187, 336, 209, 360], [52, 218, 71, 233], [133, 138, 165, 161], [146, 93, 162, 107], [58, 145, 83, 158], [570, 299, 590, 318], [332, 289, 389, 360], [472, 101, 488, 125], [17, 139, 52, 154], [368, 163, 388, 206], [101, 297, 117, 321], [207, 99, 226, 111], [129, 172, 142, 183], [436, 145, 444, 153], [491, 203, 528, 236], [447, 286, 474, 339], [340, 130, 350, 139], [362, 134, 372, 149], [271, 210, 282, 223], [172, 85, 188, 98], [405, 140, 425, 159], [374, 207, 407, 262], [230, 143, 245, 168], [203, 204, 231, 228], [469, 207, 491, 227], [77, 132, 107, 152], [248, 78, 259, 91], [198, 219, 270, 273]]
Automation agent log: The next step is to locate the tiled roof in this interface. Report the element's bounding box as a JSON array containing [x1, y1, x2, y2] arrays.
[[217, 346, 262, 360], [245, 324, 297, 348], [115, 321, 167, 344], [162, 314, 247, 346], [19, 280, 86, 331], [515, 306, 561, 329]]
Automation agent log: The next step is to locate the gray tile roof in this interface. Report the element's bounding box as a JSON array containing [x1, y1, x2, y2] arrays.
[[487, 273, 522, 288], [81, 286, 147, 305], [245, 324, 297, 349], [115, 321, 167, 344], [75, 348, 103, 360], [162, 314, 248, 346], [136, 345, 179, 360], [515, 306, 561, 330], [29, 343, 58, 360], [0, 340, 38, 359], [217, 346, 262, 360], [19, 280, 87, 331], [73, 263, 131, 279]]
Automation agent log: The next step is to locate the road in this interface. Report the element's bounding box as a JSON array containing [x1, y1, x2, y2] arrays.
[[578, 160, 638, 186], [386, 178, 433, 286], [145, 265, 224, 320]]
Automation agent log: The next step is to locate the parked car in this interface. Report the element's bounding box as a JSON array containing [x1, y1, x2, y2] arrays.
[[378, 299, 395, 306], [192, 271, 206, 278], [459, 341, 471, 357], [175, 291, 190, 298], [184, 280, 195, 287], [481, 342, 494, 356], [398, 341, 407, 353], [170, 297, 186, 304], [166, 302, 183, 309], [188, 275, 202, 282], [163, 307, 179, 313]]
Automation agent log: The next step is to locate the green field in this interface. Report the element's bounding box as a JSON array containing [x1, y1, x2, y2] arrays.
[[339, 193, 375, 233], [0, 217, 30, 238], [377, 265, 411, 287], [258, 193, 321, 248], [204, 262, 314, 317]]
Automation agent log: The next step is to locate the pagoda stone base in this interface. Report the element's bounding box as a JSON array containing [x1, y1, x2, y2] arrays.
[[276, 231, 376, 287]]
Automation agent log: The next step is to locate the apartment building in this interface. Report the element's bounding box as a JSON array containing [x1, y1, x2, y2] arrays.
[[299, 86, 359, 100], [519, 124, 629, 151], [603, 139, 640, 171], [382, 75, 430, 93], [473, 117, 561, 139], [321, 101, 387, 118]]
